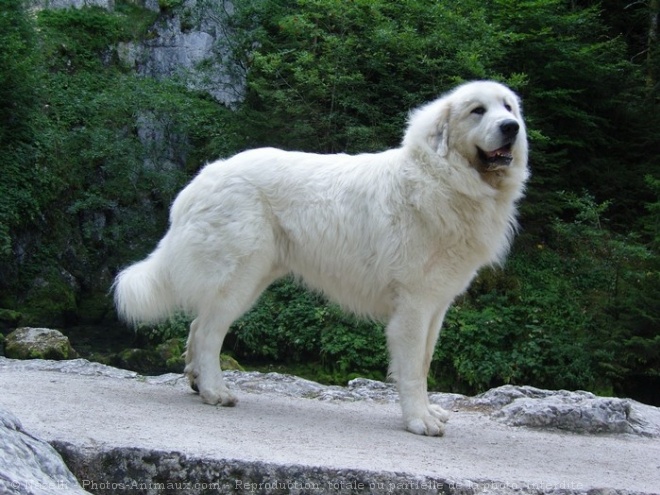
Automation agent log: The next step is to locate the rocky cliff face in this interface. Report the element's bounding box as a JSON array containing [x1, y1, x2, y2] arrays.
[[32, 0, 114, 9], [117, 0, 246, 107], [34, 0, 245, 107]]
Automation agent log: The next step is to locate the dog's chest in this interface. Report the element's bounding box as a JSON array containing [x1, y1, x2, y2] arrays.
[[429, 194, 515, 268]]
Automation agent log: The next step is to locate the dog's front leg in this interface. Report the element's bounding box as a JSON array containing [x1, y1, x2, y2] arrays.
[[386, 303, 449, 436]]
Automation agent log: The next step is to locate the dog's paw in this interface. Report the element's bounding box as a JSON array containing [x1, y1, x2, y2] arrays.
[[185, 367, 237, 406], [406, 416, 445, 436], [405, 407, 449, 436], [184, 365, 199, 393], [429, 404, 450, 423], [200, 387, 238, 407]]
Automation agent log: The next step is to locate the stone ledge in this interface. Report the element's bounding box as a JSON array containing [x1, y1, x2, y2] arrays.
[[3, 357, 657, 437], [51, 441, 618, 495], [1, 358, 659, 495]]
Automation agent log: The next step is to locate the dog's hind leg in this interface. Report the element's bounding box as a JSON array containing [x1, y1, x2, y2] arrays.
[[185, 303, 241, 406], [184, 318, 202, 393], [184, 264, 282, 407]]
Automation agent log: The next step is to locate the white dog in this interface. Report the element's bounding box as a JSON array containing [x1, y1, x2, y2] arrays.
[[114, 80, 529, 436]]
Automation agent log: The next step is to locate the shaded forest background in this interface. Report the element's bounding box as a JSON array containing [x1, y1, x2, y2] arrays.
[[1, 0, 659, 404]]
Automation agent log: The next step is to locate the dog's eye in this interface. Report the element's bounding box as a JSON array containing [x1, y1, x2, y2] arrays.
[[471, 106, 486, 115], [504, 103, 513, 112]]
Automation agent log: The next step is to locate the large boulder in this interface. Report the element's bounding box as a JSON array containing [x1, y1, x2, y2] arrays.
[[4, 328, 78, 361], [0, 407, 90, 495]]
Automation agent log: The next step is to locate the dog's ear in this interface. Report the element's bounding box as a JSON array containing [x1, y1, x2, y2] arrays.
[[435, 122, 449, 156], [403, 98, 451, 154], [430, 103, 451, 157]]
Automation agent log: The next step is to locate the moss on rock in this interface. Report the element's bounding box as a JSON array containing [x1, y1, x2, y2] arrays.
[[112, 348, 162, 374], [4, 327, 79, 360], [156, 338, 185, 372], [221, 354, 244, 371]]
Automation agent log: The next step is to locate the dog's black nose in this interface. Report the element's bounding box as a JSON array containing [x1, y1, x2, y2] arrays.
[[500, 120, 520, 138]]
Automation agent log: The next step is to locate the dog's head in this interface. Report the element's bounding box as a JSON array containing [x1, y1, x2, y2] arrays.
[[404, 81, 529, 182]]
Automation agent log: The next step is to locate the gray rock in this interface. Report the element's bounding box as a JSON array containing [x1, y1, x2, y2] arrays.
[[50, 442, 537, 495], [29, 0, 114, 10], [225, 372, 404, 403], [461, 385, 660, 437], [224, 375, 660, 437], [0, 407, 90, 495], [226, 370, 329, 398], [143, 0, 159, 12], [136, 111, 189, 170], [117, 0, 246, 107], [48, 442, 476, 495], [0, 356, 138, 379], [35, 0, 245, 107], [4, 328, 78, 361]]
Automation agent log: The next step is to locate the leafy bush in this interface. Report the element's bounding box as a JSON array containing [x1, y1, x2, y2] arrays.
[[227, 278, 388, 383], [432, 255, 599, 394], [141, 312, 192, 344]]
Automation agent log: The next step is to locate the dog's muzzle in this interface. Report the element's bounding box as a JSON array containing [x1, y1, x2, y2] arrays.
[[478, 119, 519, 169]]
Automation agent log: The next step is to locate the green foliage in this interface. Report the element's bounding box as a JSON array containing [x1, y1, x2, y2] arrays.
[[38, 3, 158, 72], [0, 0, 43, 257], [140, 312, 192, 344], [429, 192, 658, 397], [485, 0, 651, 233], [158, 0, 184, 12], [227, 278, 388, 382], [434, 254, 599, 393], [643, 175, 660, 248], [0, 0, 38, 142], [549, 193, 659, 399], [0, 0, 658, 402], [233, 0, 506, 152], [140, 280, 389, 384], [39, 7, 123, 71]]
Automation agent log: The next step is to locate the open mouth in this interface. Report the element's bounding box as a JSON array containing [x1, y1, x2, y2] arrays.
[[478, 144, 513, 169]]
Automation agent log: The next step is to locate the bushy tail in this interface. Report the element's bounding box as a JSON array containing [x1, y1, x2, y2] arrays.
[[113, 249, 177, 326]]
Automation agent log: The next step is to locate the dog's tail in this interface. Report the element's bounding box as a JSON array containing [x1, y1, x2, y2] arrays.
[[113, 245, 177, 326]]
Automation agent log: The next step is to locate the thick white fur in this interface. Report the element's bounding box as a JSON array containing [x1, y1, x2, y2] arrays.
[[114, 81, 529, 436]]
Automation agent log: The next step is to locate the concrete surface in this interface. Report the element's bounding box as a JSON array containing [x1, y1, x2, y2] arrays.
[[0, 360, 659, 494]]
